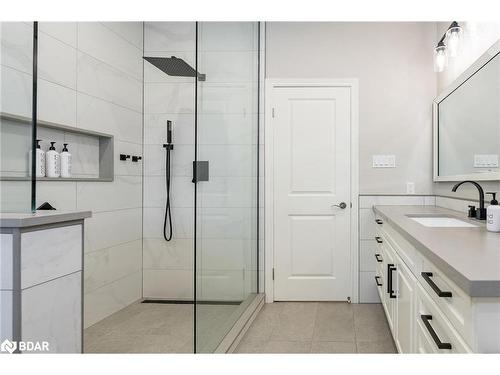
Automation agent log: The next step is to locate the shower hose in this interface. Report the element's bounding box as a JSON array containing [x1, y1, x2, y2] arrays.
[[163, 146, 173, 241]]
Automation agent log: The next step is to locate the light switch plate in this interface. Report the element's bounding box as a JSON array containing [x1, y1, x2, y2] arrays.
[[406, 182, 415, 194], [474, 154, 499, 168], [372, 155, 396, 168]]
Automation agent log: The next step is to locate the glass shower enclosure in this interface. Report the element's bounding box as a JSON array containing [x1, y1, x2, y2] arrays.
[[143, 21, 261, 352]]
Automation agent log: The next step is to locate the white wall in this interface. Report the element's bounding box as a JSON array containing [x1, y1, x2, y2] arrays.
[[0, 22, 144, 327], [433, 22, 500, 201], [266, 22, 437, 195]]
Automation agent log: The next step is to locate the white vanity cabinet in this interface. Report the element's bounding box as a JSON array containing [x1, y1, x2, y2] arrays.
[[374, 214, 474, 353]]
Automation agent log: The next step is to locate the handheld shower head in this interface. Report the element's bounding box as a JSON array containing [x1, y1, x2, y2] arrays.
[[167, 120, 173, 144]]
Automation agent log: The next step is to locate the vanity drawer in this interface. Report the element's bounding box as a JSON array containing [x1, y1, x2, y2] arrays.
[[416, 283, 472, 353], [420, 257, 473, 347]]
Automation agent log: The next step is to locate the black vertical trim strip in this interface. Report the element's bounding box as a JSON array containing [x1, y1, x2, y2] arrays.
[[31, 22, 38, 212], [193, 20, 198, 354], [256, 22, 261, 294]]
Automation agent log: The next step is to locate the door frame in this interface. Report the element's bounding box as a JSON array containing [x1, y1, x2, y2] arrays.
[[264, 79, 359, 303]]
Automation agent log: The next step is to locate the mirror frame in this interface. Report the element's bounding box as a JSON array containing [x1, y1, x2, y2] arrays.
[[433, 39, 500, 182]]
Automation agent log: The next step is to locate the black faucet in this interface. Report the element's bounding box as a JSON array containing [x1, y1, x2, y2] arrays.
[[451, 180, 486, 220]]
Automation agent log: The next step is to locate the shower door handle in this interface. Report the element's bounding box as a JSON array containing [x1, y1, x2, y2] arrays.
[[192, 161, 210, 183]]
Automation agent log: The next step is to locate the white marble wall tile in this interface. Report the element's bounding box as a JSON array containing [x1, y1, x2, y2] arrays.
[[22, 272, 81, 353], [78, 22, 142, 81], [84, 271, 141, 328], [143, 207, 193, 239], [359, 271, 380, 303], [84, 240, 142, 293], [197, 113, 256, 146], [38, 79, 77, 126], [76, 93, 142, 143], [35, 181, 77, 211], [0, 119, 31, 175], [76, 176, 142, 213], [198, 83, 254, 115], [144, 22, 195, 52], [198, 22, 257, 52], [199, 51, 257, 83], [38, 32, 77, 89], [359, 240, 377, 272], [0, 291, 13, 341], [144, 144, 194, 177], [0, 65, 32, 116], [21, 225, 82, 289], [39, 22, 77, 48], [65, 132, 100, 177], [77, 52, 142, 112], [142, 269, 193, 300], [198, 269, 245, 301], [198, 145, 254, 177], [0, 22, 33, 74], [101, 22, 143, 50], [435, 196, 476, 213], [0, 234, 13, 290], [200, 239, 247, 271], [198, 207, 253, 240], [424, 196, 436, 206], [144, 113, 195, 145], [84, 208, 141, 253], [143, 176, 193, 208], [142, 238, 192, 270], [144, 82, 194, 114], [0, 181, 31, 212]]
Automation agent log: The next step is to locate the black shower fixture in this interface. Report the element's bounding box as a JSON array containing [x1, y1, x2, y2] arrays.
[[143, 56, 206, 81]]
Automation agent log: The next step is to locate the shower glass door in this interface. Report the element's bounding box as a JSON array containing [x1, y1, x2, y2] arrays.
[[195, 22, 260, 353]]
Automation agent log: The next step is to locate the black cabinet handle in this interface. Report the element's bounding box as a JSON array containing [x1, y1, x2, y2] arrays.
[[375, 276, 382, 287], [375, 236, 383, 244], [420, 315, 452, 350], [375, 219, 383, 225], [387, 264, 396, 298], [421, 272, 452, 298], [375, 253, 383, 263]]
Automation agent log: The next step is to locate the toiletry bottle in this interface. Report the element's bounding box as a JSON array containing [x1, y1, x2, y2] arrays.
[[45, 142, 60, 178], [36, 139, 46, 177], [486, 192, 500, 233], [60, 143, 72, 178]]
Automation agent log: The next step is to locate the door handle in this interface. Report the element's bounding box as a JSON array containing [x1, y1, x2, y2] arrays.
[[331, 202, 347, 209]]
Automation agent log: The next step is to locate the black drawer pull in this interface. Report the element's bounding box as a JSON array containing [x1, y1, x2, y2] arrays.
[[375, 253, 383, 263], [420, 314, 452, 350], [387, 264, 396, 298], [375, 236, 383, 244], [375, 219, 383, 225], [421, 272, 452, 298], [375, 276, 382, 287]]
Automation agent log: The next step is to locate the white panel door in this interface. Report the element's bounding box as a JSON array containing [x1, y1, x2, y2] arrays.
[[273, 85, 351, 301]]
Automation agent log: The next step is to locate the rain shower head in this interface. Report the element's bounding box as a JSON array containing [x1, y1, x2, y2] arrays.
[[143, 56, 206, 81]]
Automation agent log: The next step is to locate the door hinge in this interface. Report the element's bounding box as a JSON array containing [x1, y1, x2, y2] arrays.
[[272, 268, 275, 280], [272, 107, 275, 118], [350, 202, 352, 208], [347, 296, 351, 303]]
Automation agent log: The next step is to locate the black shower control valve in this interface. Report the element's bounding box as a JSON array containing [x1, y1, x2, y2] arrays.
[[132, 156, 142, 162], [163, 143, 174, 150], [120, 154, 131, 161]]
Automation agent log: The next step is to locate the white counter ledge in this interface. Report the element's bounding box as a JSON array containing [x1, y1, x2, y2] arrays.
[[0, 210, 91, 228], [373, 205, 500, 298]]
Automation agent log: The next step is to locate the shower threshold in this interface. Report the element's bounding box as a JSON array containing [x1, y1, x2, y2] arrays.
[[142, 299, 242, 306]]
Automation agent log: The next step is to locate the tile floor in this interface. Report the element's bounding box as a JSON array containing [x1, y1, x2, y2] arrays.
[[235, 302, 397, 353], [84, 301, 238, 353]]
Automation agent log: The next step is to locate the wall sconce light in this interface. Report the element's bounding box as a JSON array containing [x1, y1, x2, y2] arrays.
[[434, 21, 463, 73]]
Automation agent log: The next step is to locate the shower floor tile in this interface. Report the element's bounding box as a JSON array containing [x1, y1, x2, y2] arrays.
[[84, 301, 237, 353]]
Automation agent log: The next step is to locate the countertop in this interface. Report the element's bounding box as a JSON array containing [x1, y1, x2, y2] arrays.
[[0, 210, 92, 228], [373, 205, 500, 298]]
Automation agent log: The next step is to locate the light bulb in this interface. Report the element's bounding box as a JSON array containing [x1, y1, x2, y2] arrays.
[[434, 43, 448, 72], [445, 24, 462, 57]]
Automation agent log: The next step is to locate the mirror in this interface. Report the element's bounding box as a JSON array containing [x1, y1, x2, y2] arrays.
[[434, 40, 500, 181]]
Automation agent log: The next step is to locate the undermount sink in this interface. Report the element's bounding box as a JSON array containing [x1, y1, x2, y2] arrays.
[[405, 214, 477, 228]]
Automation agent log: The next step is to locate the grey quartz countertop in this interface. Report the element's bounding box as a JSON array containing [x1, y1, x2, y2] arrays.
[[373, 205, 500, 298], [0, 210, 92, 228]]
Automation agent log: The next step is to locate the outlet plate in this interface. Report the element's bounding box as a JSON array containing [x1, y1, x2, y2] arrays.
[[372, 155, 396, 168], [474, 154, 499, 168]]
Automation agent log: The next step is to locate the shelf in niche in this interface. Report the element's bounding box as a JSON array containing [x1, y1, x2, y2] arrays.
[[0, 112, 114, 182]]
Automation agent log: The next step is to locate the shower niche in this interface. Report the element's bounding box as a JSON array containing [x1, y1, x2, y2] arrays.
[[0, 112, 114, 182]]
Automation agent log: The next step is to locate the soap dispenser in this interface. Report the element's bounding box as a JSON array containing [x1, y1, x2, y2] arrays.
[[60, 143, 72, 178], [486, 192, 500, 233], [45, 142, 60, 178], [35, 139, 45, 177]]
